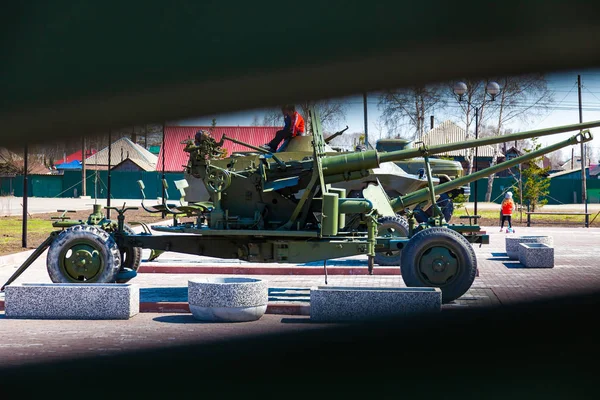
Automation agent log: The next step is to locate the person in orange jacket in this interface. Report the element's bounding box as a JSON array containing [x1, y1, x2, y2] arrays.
[[261, 104, 305, 152], [500, 192, 515, 232]]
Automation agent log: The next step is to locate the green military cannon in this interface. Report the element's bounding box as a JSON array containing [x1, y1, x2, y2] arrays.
[[3, 109, 598, 304]]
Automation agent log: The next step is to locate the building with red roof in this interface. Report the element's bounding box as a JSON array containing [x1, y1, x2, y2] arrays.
[[157, 126, 278, 172]]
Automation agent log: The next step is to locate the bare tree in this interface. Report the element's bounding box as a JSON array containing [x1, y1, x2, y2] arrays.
[[546, 149, 565, 170], [450, 79, 495, 176], [378, 85, 447, 141], [261, 100, 347, 135], [251, 115, 261, 126], [483, 74, 553, 201]]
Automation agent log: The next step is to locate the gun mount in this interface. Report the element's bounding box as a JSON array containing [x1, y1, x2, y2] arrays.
[[5, 108, 598, 304]]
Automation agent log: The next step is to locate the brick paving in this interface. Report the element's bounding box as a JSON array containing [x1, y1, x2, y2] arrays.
[[1, 225, 599, 367]]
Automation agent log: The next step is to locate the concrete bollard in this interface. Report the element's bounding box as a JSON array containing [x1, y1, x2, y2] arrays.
[[188, 277, 268, 322]]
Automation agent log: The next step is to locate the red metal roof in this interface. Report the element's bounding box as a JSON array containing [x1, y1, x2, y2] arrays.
[[157, 126, 278, 172], [60, 149, 97, 164]]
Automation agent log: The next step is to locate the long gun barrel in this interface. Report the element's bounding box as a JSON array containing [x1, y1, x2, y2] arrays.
[[390, 130, 594, 211], [320, 119, 600, 179]]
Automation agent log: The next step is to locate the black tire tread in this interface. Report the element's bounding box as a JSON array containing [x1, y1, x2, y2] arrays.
[[400, 227, 477, 303], [46, 225, 121, 283], [374, 215, 409, 266]]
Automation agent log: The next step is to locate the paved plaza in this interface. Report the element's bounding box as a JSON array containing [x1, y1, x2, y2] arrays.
[[1, 220, 599, 368]]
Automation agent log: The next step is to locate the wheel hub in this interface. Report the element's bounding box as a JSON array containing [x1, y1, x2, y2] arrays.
[[63, 243, 102, 280], [418, 246, 458, 285]]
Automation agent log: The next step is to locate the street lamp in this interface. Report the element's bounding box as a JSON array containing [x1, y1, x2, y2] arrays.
[[453, 81, 501, 218]]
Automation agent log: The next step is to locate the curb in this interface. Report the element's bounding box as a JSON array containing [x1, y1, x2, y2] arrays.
[[137, 265, 479, 276], [138, 265, 400, 275], [1, 300, 309, 316]]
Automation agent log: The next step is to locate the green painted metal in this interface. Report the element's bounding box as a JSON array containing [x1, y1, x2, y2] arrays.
[[391, 131, 595, 211], [59, 240, 104, 281], [322, 193, 339, 236], [328, 187, 347, 229], [417, 245, 459, 286], [1, 232, 58, 291], [379, 120, 600, 164]]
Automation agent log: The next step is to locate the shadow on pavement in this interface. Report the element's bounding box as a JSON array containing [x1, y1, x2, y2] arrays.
[[503, 262, 526, 269], [152, 315, 210, 324]]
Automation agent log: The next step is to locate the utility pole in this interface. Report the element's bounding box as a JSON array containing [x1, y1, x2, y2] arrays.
[[578, 75, 588, 227], [81, 136, 86, 196], [107, 130, 112, 219], [363, 93, 368, 148], [22, 144, 28, 248], [162, 122, 167, 219]]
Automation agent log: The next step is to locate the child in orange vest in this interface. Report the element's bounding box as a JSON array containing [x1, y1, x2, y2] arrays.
[[500, 192, 515, 232]]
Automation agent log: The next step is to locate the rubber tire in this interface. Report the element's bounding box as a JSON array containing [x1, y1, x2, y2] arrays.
[[374, 215, 409, 266], [47, 225, 122, 283], [115, 224, 142, 283], [120, 224, 142, 272], [414, 193, 454, 223], [400, 227, 477, 304]]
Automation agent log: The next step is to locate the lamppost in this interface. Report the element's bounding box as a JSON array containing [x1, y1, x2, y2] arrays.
[[453, 81, 501, 218]]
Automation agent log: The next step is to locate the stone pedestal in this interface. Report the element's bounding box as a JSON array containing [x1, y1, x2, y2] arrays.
[[4, 283, 139, 319], [519, 243, 554, 268], [188, 277, 268, 322], [310, 286, 441, 322], [506, 236, 553, 260]]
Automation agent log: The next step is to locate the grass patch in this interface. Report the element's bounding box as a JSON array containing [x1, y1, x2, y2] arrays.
[[453, 208, 598, 227], [0, 218, 53, 235]]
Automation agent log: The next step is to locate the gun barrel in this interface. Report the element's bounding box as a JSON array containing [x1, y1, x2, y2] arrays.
[[379, 119, 600, 164], [390, 130, 594, 211], [320, 119, 600, 179]]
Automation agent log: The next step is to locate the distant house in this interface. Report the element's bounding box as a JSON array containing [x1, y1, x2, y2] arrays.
[[0, 147, 51, 175], [55, 160, 82, 170], [148, 145, 161, 156], [560, 156, 586, 171], [589, 164, 600, 179], [84, 137, 158, 171], [421, 120, 503, 174], [55, 149, 97, 166], [157, 126, 278, 172], [495, 146, 551, 177], [549, 167, 592, 180], [112, 157, 157, 172]]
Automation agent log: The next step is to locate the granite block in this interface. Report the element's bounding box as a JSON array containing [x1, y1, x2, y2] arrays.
[[4, 283, 139, 319], [188, 277, 268, 322], [310, 286, 441, 322], [505, 236, 553, 259], [518, 243, 554, 268]]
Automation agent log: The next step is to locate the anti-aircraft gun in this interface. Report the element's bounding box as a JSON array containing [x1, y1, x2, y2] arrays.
[[3, 110, 598, 304]]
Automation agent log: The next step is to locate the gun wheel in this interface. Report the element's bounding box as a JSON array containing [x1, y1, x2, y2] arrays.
[[115, 224, 142, 283], [47, 225, 121, 283], [374, 215, 409, 266], [414, 193, 454, 223], [400, 227, 477, 304], [206, 166, 231, 192]]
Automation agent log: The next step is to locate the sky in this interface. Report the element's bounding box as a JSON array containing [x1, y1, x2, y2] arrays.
[[174, 68, 600, 161]]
